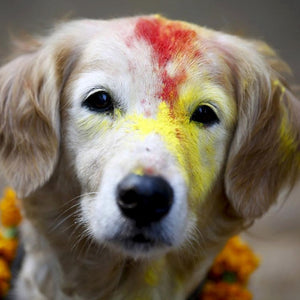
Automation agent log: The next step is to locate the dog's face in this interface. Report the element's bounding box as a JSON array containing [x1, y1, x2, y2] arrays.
[[66, 17, 237, 256], [0, 16, 299, 259]]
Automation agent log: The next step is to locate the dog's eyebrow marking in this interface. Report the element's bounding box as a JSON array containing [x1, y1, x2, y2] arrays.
[[133, 16, 202, 110]]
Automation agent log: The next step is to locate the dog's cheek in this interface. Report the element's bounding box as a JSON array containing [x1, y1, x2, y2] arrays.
[[66, 112, 115, 190], [173, 122, 226, 206], [184, 125, 233, 231]]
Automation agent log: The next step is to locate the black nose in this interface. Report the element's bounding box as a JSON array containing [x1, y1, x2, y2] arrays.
[[117, 174, 174, 225]]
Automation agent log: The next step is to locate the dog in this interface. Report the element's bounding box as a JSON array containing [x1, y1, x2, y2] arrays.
[[0, 15, 299, 300]]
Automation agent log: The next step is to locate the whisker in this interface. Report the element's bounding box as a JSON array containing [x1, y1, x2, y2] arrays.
[[71, 226, 92, 258], [49, 203, 81, 232], [49, 192, 98, 233], [59, 192, 98, 211]]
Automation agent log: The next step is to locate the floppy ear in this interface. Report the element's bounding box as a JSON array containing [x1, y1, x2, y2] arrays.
[[225, 42, 300, 219], [0, 41, 61, 197]]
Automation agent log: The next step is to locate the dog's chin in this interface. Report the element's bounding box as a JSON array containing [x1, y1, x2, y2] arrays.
[[105, 232, 174, 259]]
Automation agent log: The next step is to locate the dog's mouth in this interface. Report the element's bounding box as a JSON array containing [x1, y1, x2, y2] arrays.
[[107, 229, 172, 257], [123, 233, 157, 252], [131, 233, 153, 244]]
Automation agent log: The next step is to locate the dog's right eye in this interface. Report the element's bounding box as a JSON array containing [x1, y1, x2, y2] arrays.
[[82, 90, 114, 113]]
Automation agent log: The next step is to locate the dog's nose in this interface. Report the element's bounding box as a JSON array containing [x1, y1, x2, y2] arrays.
[[117, 174, 174, 225]]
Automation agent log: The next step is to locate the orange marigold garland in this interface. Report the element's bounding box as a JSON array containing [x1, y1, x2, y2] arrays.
[[0, 188, 22, 297], [0, 188, 259, 299], [200, 236, 260, 300]]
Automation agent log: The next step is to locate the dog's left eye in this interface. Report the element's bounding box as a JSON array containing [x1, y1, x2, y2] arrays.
[[190, 105, 219, 126], [82, 90, 114, 113]]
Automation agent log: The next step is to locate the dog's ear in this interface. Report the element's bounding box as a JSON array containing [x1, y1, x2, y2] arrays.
[[224, 41, 300, 219], [0, 39, 61, 197]]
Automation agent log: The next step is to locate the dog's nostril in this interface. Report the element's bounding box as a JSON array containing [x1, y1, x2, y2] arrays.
[[117, 188, 140, 209], [117, 174, 173, 225]]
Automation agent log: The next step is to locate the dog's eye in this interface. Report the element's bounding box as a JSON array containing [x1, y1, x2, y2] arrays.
[[82, 90, 114, 113], [190, 105, 219, 126]]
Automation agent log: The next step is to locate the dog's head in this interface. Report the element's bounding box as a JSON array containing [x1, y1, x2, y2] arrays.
[[0, 16, 299, 257]]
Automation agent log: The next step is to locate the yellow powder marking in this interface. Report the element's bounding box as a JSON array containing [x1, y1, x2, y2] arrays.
[[133, 167, 144, 176], [179, 79, 237, 130], [125, 81, 229, 203], [172, 81, 235, 201], [144, 260, 165, 287], [127, 101, 189, 176], [76, 114, 111, 138], [175, 88, 217, 202], [275, 80, 300, 165], [280, 107, 300, 165], [273, 79, 286, 94], [76, 108, 123, 137], [76, 81, 236, 204]]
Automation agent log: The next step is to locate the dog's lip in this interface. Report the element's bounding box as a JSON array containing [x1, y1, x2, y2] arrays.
[[120, 231, 173, 248], [131, 233, 153, 244], [106, 224, 174, 253], [108, 231, 171, 249]]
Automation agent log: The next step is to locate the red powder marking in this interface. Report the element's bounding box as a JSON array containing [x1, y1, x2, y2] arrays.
[[141, 99, 152, 117], [160, 70, 186, 108], [144, 109, 151, 117], [135, 18, 199, 68], [125, 36, 133, 48], [134, 17, 201, 107], [144, 167, 155, 175], [128, 61, 136, 74]]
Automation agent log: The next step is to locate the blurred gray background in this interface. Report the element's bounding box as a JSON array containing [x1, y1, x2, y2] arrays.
[[0, 0, 299, 299]]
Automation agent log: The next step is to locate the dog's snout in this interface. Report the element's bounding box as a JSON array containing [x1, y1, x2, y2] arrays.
[[117, 174, 174, 225]]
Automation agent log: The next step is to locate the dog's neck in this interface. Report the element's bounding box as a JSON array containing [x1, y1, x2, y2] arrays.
[[17, 160, 242, 300]]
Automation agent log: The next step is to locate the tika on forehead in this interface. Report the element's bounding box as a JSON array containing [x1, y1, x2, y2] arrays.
[[133, 16, 201, 107]]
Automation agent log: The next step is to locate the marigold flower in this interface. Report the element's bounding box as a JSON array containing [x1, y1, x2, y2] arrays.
[[0, 188, 22, 227], [200, 236, 259, 299], [0, 258, 11, 281], [209, 236, 259, 284], [201, 282, 252, 300], [0, 187, 22, 297], [0, 238, 18, 262], [0, 279, 9, 296]]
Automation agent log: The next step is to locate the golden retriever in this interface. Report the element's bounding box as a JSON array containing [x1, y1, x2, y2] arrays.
[[0, 15, 299, 300]]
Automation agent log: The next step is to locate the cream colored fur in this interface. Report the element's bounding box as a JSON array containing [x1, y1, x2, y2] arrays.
[[0, 16, 299, 300]]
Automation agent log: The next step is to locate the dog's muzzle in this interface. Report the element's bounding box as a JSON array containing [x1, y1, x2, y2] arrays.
[[117, 174, 174, 226]]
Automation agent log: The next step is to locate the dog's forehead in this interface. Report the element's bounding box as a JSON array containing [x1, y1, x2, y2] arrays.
[[81, 16, 205, 66], [70, 15, 236, 120], [129, 16, 203, 106], [78, 17, 219, 96], [85, 15, 205, 54]]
